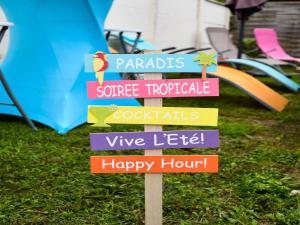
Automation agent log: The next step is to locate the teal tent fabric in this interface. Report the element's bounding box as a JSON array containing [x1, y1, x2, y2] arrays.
[[0, 0, 139, 133]]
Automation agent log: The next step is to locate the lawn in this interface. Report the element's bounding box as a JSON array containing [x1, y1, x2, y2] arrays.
[[0, 74, 299, 225]]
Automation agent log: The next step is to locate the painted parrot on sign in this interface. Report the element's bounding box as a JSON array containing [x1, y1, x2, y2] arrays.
[[93, 51, 109, 85]]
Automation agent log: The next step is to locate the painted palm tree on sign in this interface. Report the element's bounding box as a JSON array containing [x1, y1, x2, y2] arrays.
[[194, 52, 217, 79]]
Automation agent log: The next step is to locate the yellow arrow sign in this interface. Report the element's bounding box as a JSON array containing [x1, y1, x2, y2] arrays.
[[88, 106, 218, 127]]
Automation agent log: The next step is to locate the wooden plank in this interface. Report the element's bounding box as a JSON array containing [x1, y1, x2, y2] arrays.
[[86, 53, 217, 73], [90, 130, 220, 151], [87, 78, 219, 99], [88, 106, 219, 127], [90, 155, 219, 173]]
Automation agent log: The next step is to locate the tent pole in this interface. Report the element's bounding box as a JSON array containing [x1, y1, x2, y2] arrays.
[[0, 70, 37, 131]]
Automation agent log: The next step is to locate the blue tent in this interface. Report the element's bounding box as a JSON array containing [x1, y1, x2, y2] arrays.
[[0, 0, 139, 133]]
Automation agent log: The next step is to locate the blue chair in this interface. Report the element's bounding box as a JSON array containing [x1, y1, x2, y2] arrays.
[[0, 0, 139, 134]]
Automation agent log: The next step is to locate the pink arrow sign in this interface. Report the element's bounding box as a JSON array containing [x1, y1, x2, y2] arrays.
[[87, 78, 219, 99]]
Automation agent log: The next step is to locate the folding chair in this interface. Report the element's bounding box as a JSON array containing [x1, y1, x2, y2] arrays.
[[206, 27, 300, 92], [254, 28, 300, 64]]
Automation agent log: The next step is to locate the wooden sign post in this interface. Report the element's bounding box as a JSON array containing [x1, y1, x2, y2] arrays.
[[86, 51, 219, 225], [144, 64, 163, 225]]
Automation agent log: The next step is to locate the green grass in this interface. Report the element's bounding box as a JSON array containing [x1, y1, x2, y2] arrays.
[[0, 74, 300, 225]]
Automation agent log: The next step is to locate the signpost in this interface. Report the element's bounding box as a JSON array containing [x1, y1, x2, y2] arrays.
[[86, 51, 219, 225], [144, 70, 163, 225]]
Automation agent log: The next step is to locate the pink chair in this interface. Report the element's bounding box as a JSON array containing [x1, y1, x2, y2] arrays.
[[254, 28, 300, 64]]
